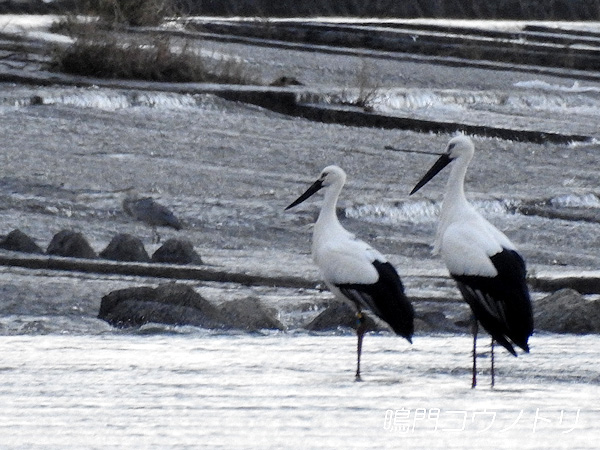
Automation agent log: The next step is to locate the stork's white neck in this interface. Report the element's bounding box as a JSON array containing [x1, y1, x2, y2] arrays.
[[435, 154, 474, 252], [313, 180, 347, 250], [444, 155, 470, 208]]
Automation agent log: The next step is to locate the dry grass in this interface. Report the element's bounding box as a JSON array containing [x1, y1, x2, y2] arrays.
[[89, 0, 176, 27], [337, 59, 381, 110], [52, 32, 258, 84], [50, 0, 260, 85], [50, 0, 176, 32], [354, 59, 381, 109]]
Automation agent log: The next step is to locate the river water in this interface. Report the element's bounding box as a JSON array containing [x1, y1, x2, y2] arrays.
[[1, 331, 599, 449]]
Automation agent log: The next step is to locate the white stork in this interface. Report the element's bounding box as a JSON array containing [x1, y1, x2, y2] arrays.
[[286, 165, 414, 381], [410, 135, 533, 388]]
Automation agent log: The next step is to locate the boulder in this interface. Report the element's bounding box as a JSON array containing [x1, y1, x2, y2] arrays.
[[414, 309, 469, 333], [534, 288, 600, 334], [46, 230, 97, 259], [219, 296, 284, 331], [99, 284, 284, 331], [303, 299, 383, 332], [151, 238, 202, 265], [0, 229, 44, 254], [99, 283, 224, 328], [305, 299, 469, 334], [270, 75, 303, 86], [99, 233, 150, 262]]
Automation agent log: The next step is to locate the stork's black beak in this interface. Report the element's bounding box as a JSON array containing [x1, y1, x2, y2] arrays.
[[285, 179, 324, 210], [409, 153, 452, 195]]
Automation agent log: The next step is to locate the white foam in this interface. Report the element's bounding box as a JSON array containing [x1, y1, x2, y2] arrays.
[[514, 80, 600, 94], [346, 200, 440, 224], [550, 193, 600, 208], [37, 90, 209, 111], [369, 86, 600, 118], [346, 198, 518, 225]]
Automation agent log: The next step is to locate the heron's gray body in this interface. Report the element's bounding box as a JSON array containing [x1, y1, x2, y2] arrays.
[[123, 197, 182, 230]]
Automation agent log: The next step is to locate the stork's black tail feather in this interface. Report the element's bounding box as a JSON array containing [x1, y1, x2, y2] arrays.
[[337, 261, 414, 342], [453, 249, 534, 356]]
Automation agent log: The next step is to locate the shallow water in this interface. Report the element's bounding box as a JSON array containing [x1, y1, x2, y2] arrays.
[[368, 83, 600, 138], [1, 332, 598, 449]]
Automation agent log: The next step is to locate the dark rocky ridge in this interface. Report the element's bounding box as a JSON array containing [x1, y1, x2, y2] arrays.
[[99, 283, 284, 331], [97, 283, 600, 335]]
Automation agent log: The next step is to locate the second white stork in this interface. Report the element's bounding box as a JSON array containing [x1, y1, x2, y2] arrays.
[[410, 135, 533, 388], [286, 165, 414, 381]]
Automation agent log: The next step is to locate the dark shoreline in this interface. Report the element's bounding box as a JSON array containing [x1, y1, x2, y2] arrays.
[[5, 0, 600, 21]]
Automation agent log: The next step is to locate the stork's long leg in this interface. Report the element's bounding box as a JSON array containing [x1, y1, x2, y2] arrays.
[[355, 312, 367, 382], [490, 338, 495, 388], [472, 314, 478, 389], [151, 227, 161, 244]]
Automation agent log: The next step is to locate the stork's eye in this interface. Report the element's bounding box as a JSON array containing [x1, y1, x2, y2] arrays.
[[448, 143, 456, 151]]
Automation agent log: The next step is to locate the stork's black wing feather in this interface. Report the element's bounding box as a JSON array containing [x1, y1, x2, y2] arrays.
[[453, 248, 533, 355], [337, 260, 414, 342]]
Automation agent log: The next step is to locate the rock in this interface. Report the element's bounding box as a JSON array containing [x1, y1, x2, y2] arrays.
[[46, 230, 97, 259], [219, 296, 284, 331], [414, 310, 468, 333], [305, 299, 469, 334], [98, 284, 284, 331], [151, 238, 202, 265], [303, 299, 382, 332], [98, 283, 224, 328], [534, 288, 600, 334], [270, 76, 303, 86], [99, 233, 150, 262], [0, 229, 44, 254]]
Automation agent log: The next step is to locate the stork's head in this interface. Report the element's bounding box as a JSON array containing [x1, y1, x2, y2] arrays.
[[410, 135, 474, 195], [285, 165, 346, 210], [317, 165, 347, 188], [446, 135, 475, 161]]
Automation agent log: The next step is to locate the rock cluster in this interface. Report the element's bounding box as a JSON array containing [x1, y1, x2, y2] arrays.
[[2, 230, 599, 335], [301, 289, 600, 335], [97, 284, 600, 335], [0, 228, 202, 265]]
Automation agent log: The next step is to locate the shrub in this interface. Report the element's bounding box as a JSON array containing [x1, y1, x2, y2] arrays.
[[52, 31, 258, 84], [89, 0, 176, 27], [50, 1, 260, 84]]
